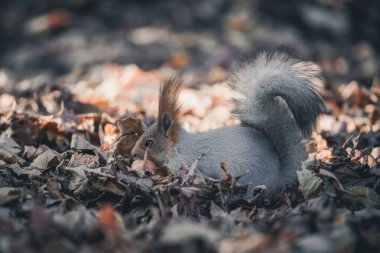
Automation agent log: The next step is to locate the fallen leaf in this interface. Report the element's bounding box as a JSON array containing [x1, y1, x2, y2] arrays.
[[348, 186, 380, 208], [47, 177, 63, 199], [70, 133, 97, 151], [0, 132, 21, 154], [31, 149, 62, 171], [97, 204, 123, 239], [297, 168, 323, 200]]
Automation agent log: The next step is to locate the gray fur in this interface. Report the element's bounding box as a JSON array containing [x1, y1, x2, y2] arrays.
[[132, 51, 325, 200], [168, 127, 284, 197], [168, 51, 325, 199]]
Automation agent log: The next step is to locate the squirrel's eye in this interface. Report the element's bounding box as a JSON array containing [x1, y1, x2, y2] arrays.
[[144, 139, 154, 148]]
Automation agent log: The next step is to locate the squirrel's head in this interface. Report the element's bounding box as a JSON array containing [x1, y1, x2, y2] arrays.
[[131, 76, 182, 166]]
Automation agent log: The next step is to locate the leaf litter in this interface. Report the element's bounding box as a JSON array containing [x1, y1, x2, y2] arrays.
[[0, 66, 380, 253]]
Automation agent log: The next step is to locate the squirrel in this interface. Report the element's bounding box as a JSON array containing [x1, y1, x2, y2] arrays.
[[131, 50, 325, 199]]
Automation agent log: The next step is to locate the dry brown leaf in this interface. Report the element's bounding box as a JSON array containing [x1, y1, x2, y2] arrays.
[[31, 149, 62, 171], [97, 204, 123, 239]]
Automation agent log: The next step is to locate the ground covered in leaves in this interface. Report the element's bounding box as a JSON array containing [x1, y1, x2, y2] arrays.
[[1, 65, 380, 253], [1, 1, 380, 253]]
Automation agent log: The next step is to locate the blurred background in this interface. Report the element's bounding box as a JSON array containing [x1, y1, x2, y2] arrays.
[[0, 0, 379, 92]]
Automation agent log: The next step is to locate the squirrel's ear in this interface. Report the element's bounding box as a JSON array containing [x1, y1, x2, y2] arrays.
[[157, 76, 182, 142], [162, 112, 172, 138]]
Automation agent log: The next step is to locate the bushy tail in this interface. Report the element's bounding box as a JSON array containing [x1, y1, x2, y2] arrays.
[[231, 51, 325, 171]]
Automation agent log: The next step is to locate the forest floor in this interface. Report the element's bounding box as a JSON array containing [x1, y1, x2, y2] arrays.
[[0, 1, 380, 253]]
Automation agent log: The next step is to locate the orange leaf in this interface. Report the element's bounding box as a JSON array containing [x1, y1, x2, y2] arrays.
[[97, 204, 122, 238]]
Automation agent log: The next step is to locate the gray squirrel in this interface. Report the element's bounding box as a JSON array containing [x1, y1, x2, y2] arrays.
[[131, 51, 325, 199]]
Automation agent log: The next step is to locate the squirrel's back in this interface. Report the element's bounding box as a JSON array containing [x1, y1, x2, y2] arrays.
[[132, 50, 325, 200], [172, 126, 284, 196], [172, 51, 325, 198]]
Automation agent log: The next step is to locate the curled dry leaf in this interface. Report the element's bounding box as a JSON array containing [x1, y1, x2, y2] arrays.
[[67, 152, 100, 168], [297, 168, 323, 200], [64, 165, 88, 193], [113, 114, 146, 157], [23, 145, 50, 160], [0, 148, 25, 165], [131, 159, 157, 173], [102, 114, 146, 159], [46, 177, 63, 199], [31, 149, 62, 171], [70, 133, 98, 151], [0, 132, 25, 164], [220, 162, 239, 198], [7, 163, 41, 177], [116, 114, 147, 135]]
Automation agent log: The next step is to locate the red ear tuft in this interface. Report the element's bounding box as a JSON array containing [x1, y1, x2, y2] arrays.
[[158, 76, 182, 142]]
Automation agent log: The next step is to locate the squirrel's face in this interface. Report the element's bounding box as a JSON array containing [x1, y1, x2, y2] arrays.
[[131, 120, 174, 167], [132, 75, 181, 167]]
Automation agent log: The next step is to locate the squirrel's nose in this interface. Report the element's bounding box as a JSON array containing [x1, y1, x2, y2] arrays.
[[131, 146, 138, 159]]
